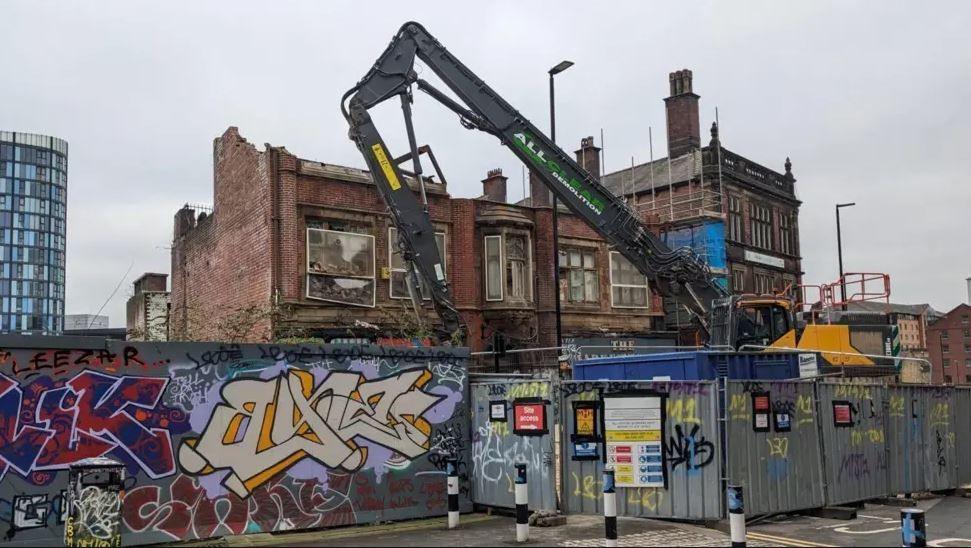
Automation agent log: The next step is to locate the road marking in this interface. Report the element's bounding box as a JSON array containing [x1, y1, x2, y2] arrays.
[[833, 525, 899, 535], [929, 539, 971, 547], [748, 531, 836, 547]]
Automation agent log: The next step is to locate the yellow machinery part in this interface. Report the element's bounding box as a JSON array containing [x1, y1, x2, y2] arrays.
[[780, 324, 874, 366]]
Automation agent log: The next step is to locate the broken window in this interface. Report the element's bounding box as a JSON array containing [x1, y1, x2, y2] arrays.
[[306, 228, 375, 307]]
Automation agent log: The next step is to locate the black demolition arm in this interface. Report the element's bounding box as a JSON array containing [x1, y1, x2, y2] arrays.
[[342, 21, 728, 335]]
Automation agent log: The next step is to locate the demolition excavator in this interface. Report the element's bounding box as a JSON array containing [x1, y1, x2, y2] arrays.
[[341, 21, 895, 367]]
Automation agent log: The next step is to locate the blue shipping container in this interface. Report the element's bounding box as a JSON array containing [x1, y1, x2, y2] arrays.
[[573, 350, 801, 381]]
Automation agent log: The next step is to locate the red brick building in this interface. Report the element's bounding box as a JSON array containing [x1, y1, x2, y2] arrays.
[[171, 69, 802, 355], [171, 127, 665, 353], [927, 303, 971, 385]]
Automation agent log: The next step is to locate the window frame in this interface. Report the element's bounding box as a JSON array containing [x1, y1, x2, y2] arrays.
[[728, 195, 743, 243], [749, 203, 774, 251], [305, 227, 377, 308], [504, 233, 532, 302], [484, 234, 504, 302], [609, 251, 650, 309], [388, 227, 447, 301], [559, 246, 600, 304]]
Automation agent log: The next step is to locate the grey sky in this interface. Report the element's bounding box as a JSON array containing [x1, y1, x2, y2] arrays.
[[5, 1, 970, 326]]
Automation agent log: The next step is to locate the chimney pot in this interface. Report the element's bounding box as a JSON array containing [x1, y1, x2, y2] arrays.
[[482, 168, 508, 203], [966, 277, 971, 305]]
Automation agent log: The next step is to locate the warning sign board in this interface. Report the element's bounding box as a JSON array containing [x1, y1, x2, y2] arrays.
[[513, 399, 548, 436], [604, 395, 664, 488]]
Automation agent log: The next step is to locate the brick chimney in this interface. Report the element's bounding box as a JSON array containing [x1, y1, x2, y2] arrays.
[[664, 69, 701, 158], [482, 168, 507, 203], [966, 277, 970, 305], [574, 136, 601, 180]]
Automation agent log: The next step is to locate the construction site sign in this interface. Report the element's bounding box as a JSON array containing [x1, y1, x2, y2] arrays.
[[604, 394, 665, 488]]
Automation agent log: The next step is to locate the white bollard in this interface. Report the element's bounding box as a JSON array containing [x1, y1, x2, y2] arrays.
[[728, 484, 746, 548], [603, 469, 618, 547], [447, 458, 459, 529], [515, 463, 529, 542]]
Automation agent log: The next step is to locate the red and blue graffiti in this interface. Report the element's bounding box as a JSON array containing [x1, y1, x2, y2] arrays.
[[0, 371, 189, 484]]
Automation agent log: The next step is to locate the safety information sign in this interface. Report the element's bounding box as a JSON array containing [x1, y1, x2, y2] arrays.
[[604, 395, 664, 488]]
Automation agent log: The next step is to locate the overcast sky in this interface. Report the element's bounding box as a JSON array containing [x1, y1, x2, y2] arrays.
[[5, 1, 971, 327]]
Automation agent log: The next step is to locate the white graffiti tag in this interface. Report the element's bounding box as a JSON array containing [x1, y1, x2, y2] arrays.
[[178, 369, 443, 497], [74, 486, 121, 541]]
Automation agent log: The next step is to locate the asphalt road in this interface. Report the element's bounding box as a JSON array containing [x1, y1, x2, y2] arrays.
[[748, 496, 971, 547]]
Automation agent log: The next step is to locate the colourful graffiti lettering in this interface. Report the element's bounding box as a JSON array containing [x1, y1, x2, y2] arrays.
[[178, 368, 443, 497], [0, 371, 183, 482]]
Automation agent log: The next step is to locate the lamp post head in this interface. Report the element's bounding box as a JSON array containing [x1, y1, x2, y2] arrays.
[[836, 202, 856, 209], [549, 60, 574, 76]]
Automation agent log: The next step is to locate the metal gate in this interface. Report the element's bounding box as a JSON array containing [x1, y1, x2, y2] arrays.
[[470, 379, 558, 510]]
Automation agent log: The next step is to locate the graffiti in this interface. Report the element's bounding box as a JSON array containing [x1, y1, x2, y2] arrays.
[[889, 395, 905, 417], [185, 344, 243, 368], [850, 428, 885, 446], [487, 384, 506, 396], [73, 486, 120, 542], [122, 472, 356, 540], [664, 424, 713, 476], [254, 345, 460, 368], [666, 398, 701, 425], [728, 393, 750, 421], [0, 341, 469, 546], [11, 495, 47, 530], [766, 437, 789, 458], [506, 382, 549, 399], [838, 453, 870, 481], [4, 347, 160, 380], [835, 384, 872, 400], [0, 371, 185, 482], [559, 382, 637, 399], [179, 368, 443, 497], [929, 403, 949, 428], [935, 430, 947, 469]]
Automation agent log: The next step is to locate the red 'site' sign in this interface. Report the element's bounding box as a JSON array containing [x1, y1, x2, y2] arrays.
[[513, 402, 547, 435]]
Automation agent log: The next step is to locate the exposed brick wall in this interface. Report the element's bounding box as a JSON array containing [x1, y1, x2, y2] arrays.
[[170, 127, 273, 341]]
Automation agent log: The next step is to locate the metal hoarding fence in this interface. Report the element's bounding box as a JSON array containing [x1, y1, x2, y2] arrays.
[[817, 380, 890, 505], [725, 380, 825, 516], [956, 387, 971, 486], [559, 380, 722, 520], [885, 385, 958, 494]]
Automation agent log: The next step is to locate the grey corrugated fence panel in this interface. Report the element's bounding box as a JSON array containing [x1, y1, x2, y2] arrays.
[[0, 338, 472, 547], [921, 386, 958, 491], [886, 385, 926, 494], [817, 381, 890, 506], [955, 388, 971, 486], [470, 379, 557, 511], [726, 380, 824, 516], [886, 385, 959, 494], [559, 380, 722, 520]]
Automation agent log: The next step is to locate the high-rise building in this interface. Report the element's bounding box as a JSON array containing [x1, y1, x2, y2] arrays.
[[0, 131, 68, 334]]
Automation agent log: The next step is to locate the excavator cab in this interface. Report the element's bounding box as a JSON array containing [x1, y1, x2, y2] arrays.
[[709, 295, 795, 350]]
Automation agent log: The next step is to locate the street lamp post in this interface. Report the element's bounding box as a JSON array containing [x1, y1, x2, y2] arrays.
[[836, 202, 856, 309], [548, 60, 573, 349]]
